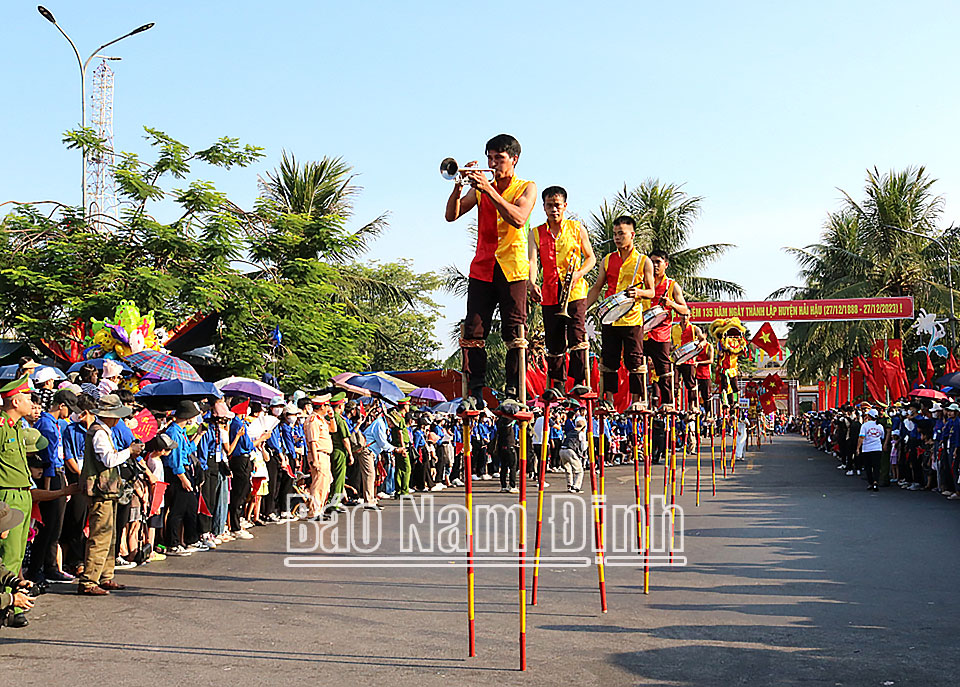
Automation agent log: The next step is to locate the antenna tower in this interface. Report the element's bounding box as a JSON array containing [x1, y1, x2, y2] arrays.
[[87, 59, 118, 227]]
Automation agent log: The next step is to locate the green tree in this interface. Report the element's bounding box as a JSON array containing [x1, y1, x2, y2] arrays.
[[589, 180, 743, 300], [776, 166, 953, 382]]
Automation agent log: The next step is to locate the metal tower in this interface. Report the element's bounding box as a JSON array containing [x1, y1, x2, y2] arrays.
[[86, 59, 118, 227]]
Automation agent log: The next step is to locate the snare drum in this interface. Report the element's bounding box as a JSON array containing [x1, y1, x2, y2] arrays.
[[596, 291, 636, 325], [670, 340, 702, 364], [642, 306, 669, 334]]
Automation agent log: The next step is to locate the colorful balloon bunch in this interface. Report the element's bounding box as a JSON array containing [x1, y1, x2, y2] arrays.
[[85, 300, 162, 359]]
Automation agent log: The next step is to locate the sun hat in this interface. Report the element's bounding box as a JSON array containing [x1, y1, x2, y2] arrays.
[[34, 366, 61, 385], [94, 394, 133, 419], [22, 427, 49, 453], [174, 400, 203, 421], [102, 359, 123, 379], [0, 501, 25, 533]]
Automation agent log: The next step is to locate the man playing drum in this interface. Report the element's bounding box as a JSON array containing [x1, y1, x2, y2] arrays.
[[694, 336, 714, 414], [586, 216, 655, 408], [642, 250, 690, 411], [445, 134, 538, 407], [528, 186, 597, 390], [670, 312, 705, 411]]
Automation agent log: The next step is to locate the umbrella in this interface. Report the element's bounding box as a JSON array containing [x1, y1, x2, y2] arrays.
[[410, 387, 446, 404], [67, 358, 133, 375], [135, 379, 222, 410], [431, 398, 462, 415], [215, 376, 283, 403], [0, 364, 68, 381], [347, 374, 404, 404], [125, 350, 203, 382], [934, 372, 960, 389], [909, 388, 948, 400], [331, 372, 371, 397]]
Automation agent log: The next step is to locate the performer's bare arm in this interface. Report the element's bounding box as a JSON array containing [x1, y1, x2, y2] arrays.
[[445, 177, 478, 222], [527, 227, 542, 302], [665, 280, 690, 316], [573, 223, 597, 284], [626, 256, 656, 301], [586, 258, 608, 308], [461, 169, 538, 228]]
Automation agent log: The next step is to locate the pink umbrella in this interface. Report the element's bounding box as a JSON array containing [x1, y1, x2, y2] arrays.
[[332, 372, 371, 397], [909, 388, 948, 400]]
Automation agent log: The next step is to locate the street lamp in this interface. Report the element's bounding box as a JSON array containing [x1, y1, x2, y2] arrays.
[[37, 6, 154, 219], [885, 222, 957, 350]]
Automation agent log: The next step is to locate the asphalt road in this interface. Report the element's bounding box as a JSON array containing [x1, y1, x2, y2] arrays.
[[3, 435, 959, 686]]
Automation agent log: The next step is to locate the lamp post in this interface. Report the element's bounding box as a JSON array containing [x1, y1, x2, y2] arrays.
[[37, 6, 154, 218], [885, 222, 957, 350]]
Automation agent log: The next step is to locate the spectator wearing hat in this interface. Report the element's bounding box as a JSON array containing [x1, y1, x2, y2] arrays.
[[303, 394, 334, 518], [163, 401, 204, 555], [59, 393, 98, 575], [0, 376, 35, 626], [27, 389, 80, 585], [328, 393, 353, 511], [228, 399, 255, 537], [387, 398, 413, 497], [0, 501, 36, 622], [33, 366, 60, 413], [99, 360, 124, 396], [261, 396, 288, 522], [858, 408, 885, 491], [345, 401, 382, 509], [78, 394, 143, 596], [559, 415, 587, 492]]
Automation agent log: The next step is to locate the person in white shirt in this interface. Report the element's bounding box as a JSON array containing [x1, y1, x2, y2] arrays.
[[858, 408, 886, 491]]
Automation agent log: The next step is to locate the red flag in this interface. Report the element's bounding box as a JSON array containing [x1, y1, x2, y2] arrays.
[[761, 373, 784, 394], [231, 399, 250, 416], [870, 340, 887, 397], [856, 356, 884, 402], [818, 381, 826, 410], [31, 502, 43, 526], [925, 354, 935, 384], [149, 481, 169, 517], [197, 492, 212, 517], [887, 339, 909, 390], [284, 462, 296, 479], [251, 476, 266, 495], [750, 322, 781, 357], [851, 367, 864, 400], [828, 375, 837, 408], [759, 390, 777, 414], [838, 369, 849, 404], [913, 361, 925, 389], [879, 360, 904, 399], [947, 351, 959, 375], [525, 361, 547, 398]]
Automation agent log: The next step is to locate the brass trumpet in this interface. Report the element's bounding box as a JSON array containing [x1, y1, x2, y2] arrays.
[[440, 157, 495, 184]]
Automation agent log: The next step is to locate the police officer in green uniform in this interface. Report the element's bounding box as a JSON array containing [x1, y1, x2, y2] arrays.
[[388, 398, 412, 498], [0, 375, 34, 627], [328, 393, 352, 511]]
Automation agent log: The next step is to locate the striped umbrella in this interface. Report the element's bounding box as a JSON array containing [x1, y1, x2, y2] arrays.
[[125, 350, 203, 382]]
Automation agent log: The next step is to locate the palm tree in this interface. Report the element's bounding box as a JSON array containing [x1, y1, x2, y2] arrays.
[[589, 180, 743, 300], [777, 166, 952, 381], [255, 150, 418, 315]]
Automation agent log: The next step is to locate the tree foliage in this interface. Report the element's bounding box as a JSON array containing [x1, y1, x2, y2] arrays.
[[0, 129, 441, 390]]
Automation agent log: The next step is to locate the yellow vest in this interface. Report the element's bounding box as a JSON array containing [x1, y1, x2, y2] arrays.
[[603, 248, 647, 327], [533, 219, 588, 304], [470, 176, 531, 282]]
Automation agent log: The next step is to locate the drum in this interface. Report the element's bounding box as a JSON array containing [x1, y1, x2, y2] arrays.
[[670, 340, 702, 364], [596, 291, 635, 325], [642, 306, 669, 333]]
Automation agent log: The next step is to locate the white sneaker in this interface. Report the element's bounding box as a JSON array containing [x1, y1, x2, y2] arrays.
[[492, 472, 500, 478], [508, 487, 520, 494], [845, 470, 854, 476], [500, 487, 510, 493], [452, 478, 464, 487], [542, 482, 550, 488], [481, 474, 492, 481], [377, 492, 390, 500], [235, 530, 254, 540], [430, 484, 445, 492]]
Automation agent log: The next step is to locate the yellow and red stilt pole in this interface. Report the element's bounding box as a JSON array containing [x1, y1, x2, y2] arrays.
[[584, 391, 607, 612]]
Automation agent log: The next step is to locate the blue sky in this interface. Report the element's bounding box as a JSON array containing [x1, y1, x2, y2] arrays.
[[2, 1, 958, 353]]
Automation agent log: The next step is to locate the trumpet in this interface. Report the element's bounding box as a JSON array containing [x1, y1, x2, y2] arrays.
[[558, 249, 581, 318], [440, 157, 495, 185]]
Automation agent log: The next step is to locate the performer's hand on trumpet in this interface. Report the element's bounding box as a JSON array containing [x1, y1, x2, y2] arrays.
[[461, 160, 494, 193]]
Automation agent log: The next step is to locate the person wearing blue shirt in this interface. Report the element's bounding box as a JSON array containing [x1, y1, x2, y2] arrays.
[[59, 394, 97, 576], [27, 389, 80, 583], [163, 401, 202, 554]]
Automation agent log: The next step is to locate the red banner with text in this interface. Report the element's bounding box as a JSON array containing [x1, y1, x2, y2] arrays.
[[689, 297, 914, 323]]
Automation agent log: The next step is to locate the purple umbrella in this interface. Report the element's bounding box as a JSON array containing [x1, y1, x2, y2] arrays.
[[410, 387, 446, 404], [214, 376, 283, 403]]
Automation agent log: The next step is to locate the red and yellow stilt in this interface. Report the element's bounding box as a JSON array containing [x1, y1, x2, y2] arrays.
[[585, 394, 607, 613]]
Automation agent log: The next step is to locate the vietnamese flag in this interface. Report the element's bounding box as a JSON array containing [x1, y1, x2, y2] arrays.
[[925, 354, 935, 385], [231, 399, 250, 417], [750, 322, 781, 357], [913, 361, 925, 389], [761, 373, 784, 394], [887, 339, 910, 390], [856, 356, 884, 402], [880, 360, 905, 399], [759, 390, 777, 414]]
